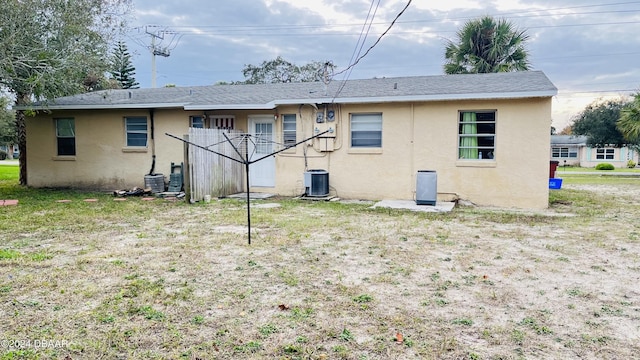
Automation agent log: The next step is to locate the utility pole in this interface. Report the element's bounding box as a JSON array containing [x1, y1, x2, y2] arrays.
[[143, 26, 179, 88]]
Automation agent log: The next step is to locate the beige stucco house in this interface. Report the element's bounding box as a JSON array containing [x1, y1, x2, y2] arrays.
[[21, 71, 557, 209]]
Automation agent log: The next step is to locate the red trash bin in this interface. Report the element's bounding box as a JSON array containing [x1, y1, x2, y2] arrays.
[[549, 161, 559, 178]]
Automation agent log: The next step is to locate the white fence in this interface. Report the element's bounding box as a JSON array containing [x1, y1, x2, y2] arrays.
[[187, 128, 244, 202]]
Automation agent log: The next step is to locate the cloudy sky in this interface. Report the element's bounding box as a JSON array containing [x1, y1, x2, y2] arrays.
[[124, 0, 640, 130]]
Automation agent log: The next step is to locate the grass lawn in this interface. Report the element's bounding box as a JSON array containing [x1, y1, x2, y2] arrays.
[[1, 165, 639, 359], [556, 166, 640, 173]]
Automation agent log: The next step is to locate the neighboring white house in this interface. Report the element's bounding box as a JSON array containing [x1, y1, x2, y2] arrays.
[[551, 135, 638, 168]]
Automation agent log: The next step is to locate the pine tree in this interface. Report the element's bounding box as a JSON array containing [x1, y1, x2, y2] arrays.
[[110, 41, 139, 89]]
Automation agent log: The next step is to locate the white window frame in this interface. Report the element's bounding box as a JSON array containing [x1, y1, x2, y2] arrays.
[[552, 147, 578, 159], [596, 148, 615, 160], [190, 115, 205, 128], [55, 118, 76, 156], [125, 117, 148, 147], [458, 110, 496, 160], [350, 113, 382, 148], [282, 114, 296, 146]]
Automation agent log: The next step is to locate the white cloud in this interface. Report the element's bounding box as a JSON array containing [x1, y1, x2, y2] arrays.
[[128, 0, 640, 123], [263, 0, 358, 23], [410, 0, 482, 12]]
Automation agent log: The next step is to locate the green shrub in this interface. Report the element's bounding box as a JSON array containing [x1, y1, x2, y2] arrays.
[[595, 163, 615, 170], [628, 160, 637, 168]]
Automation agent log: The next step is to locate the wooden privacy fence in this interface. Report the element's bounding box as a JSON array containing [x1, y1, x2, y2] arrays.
[[187, 128, 244, 202]]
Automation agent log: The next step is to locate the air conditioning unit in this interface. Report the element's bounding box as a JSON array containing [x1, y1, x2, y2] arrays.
[[304, 170, 329, 197]]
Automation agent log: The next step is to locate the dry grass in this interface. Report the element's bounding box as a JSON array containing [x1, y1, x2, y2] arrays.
[[1, 178, 640, 359]]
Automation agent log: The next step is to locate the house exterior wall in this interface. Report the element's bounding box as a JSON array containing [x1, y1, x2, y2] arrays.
[[580, 146, 637, 168], [26, 96, 552, 209], [271, 98, 551, 209], [550, 145, 581, 166], [26, 109, 191, 189]]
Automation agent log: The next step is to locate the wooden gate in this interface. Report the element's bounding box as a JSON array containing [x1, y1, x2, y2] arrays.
[[187, 128, 244, 202]]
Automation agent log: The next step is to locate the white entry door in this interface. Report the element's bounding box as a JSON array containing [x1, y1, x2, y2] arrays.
[[248, 115, 275, 187]]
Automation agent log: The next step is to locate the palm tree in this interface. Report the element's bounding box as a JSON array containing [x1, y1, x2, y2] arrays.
[[444, 16, 531, 74], [617, 93, 640, 143]]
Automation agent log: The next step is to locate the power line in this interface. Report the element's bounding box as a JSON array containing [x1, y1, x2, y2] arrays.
[[333, 0, 382, 98], [126, 1, 639, 97], [332, 0, 412, 101], [134, 4, 640, 35], [137, 18, 639, 40]]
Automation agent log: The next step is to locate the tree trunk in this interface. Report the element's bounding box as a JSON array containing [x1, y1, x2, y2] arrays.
[[6, 144, 14, 160], [15, 93, 30, 186]]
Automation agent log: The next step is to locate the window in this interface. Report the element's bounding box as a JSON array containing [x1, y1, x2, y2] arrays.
[[190, 116, 204, 128], [212, 116, 235, 130], [552, 147, 578, 158], [125, 117, 148, 147], [596, 148, 615, 160], [282, 114, 296, 146], [55, 118, 75, 156], [254, 122, 273, 154], [351, 113, 382, 147], [459, 111, 495, 160]]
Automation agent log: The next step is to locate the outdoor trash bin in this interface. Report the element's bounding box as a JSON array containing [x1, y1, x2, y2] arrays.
[[549, 178, 563, 189]]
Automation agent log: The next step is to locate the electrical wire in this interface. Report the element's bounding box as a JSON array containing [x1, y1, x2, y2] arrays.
[[135, 3, 640, 38], [332, 0, 381, 101], [150, 2, 640, 34], [345, 0, 381, 78], [331, 0, 412, 102], [334, 0, 411, 77]]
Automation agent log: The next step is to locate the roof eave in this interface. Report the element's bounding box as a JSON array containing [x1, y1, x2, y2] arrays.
[[16, 89, 558, 111], [185, 90, 557, 110], [184, 103, 277, 111], [14, 103, 188, 111], [320, 90, 558, 104]]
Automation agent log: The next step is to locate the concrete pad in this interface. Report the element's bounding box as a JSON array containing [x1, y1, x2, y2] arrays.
[[227, 192, 275, 200], [298, 195, 336, 201], [252, 203, 281, 209], [84, 199, 98, 202], [56, 200, 72, 203], [372, 200, 455, 213], [1, 200, 18, 206]]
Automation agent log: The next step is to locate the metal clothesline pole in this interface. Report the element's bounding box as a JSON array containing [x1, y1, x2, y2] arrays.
[[166, 129, 330, 245], [241, 134, 252, 245]]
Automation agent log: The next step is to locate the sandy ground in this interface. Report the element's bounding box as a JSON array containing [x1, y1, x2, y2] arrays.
[[1, 182, 639, 359]]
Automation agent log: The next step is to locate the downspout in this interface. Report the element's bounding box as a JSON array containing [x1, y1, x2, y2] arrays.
[[148, 108, 156, 175], [410, 102, 416, 200]]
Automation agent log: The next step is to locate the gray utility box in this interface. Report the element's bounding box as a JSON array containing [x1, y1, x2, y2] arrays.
[[416, 170, 437, 205]]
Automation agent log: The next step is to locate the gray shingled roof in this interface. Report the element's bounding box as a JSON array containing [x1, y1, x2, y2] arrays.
[[24, 71, 557, 110], [551, 135, 588, 145]]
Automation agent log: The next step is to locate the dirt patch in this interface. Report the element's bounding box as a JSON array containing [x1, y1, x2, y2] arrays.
[[0, 184, 639, 359]]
